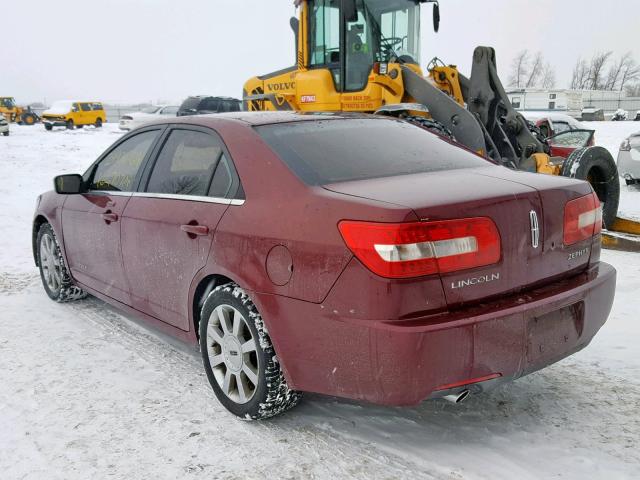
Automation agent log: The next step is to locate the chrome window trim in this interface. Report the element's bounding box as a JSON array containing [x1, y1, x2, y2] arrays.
[[87, 190, 244, 206]]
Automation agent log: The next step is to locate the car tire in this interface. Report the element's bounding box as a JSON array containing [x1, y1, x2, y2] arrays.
[[44, 124, 53, 131], [561, 146, 620, 229], [2, 131, 8, 136], [37, 223, 87, 302], [95, 118, 103, 128], [199, 283, 301, 420], [66, 120, 74, 130]]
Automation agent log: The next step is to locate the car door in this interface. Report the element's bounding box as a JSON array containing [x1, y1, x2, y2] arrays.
[[121, 126, 242, 330], [61, 128, 163, 304], [79, 103, 93, 125]]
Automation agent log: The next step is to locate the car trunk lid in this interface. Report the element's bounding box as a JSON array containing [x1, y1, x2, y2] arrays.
[[325, 166, 595, 307]]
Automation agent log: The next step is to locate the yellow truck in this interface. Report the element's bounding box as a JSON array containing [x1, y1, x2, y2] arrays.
[[42, 101, 106, 130]]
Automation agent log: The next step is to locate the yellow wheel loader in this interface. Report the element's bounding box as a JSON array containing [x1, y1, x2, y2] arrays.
[[0, 97, 40, 125], [244, 0, 640, 243]]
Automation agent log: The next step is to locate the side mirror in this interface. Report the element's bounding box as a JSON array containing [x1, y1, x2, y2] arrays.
[[433, 2, 440, 33], [54, 174, 85, 195]]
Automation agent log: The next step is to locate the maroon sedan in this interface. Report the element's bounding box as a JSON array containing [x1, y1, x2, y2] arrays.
[[33, 112, 616, 419]]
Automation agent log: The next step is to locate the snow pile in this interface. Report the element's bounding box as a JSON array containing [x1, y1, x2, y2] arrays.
[[0, 124, 639, 479]]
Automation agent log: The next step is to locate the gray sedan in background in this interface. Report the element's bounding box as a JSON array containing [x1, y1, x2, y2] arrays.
[[618, 132, 640, 185]]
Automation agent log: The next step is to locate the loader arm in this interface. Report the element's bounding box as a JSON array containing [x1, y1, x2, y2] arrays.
[[465, 47, 546, 172]]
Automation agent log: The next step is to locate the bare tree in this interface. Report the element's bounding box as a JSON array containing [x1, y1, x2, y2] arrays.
[[508, 50, 530, 88], [587, 51, 613, 90], [525, 52, 544, 88], [541, 62, 556, 89], [570, 58, 590, 89], [605, 53, 628, 90], [619, 55, 640, 92]]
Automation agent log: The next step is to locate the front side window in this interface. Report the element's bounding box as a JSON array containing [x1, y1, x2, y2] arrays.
[[376, 0, 420, 62], [72, 103, 80, 112], [257, 118, 490, 185], [309, 0, 341, 67], [146, 130, 223, 196], [90, 130, 159, 191]]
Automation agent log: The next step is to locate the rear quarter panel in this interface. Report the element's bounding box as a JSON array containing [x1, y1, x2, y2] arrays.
[[204, 122, 420, 304]]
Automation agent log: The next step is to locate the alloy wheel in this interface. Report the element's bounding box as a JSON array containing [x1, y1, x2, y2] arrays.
[[40, 233, 62, 292], [206, 304, 259, 404]]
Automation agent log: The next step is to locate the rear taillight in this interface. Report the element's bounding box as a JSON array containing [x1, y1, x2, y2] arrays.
[[338, 218, 501, 279], [563, 192, 602, 245], [620, 139, 631, 151]]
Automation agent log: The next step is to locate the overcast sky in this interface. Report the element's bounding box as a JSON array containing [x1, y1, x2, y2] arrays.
[[3, 0, 638, 105]]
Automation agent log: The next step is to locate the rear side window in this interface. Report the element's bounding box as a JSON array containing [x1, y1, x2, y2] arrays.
[[256, 119, 491, 185], [209, 155, 233, 198], [80, 103, 92, 112], [90, 130, 159, 191], [146, 130, 223, 196], [199, 98, 220, 112], [92, 103, 103, 111]]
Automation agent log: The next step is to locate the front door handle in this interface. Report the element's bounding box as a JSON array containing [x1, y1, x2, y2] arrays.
[[102, 212, 119, 223], [181, 224, 209, 237]]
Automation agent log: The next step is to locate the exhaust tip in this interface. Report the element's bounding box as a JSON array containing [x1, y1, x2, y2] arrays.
[[443, 389, 471, 404]]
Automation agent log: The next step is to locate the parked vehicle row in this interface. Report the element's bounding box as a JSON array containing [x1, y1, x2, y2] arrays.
[[34, 112, 616, 419], [118, 96, 242, 131]]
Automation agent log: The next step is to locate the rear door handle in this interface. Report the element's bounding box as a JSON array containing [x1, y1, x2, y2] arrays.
[[102, 212, 119, 223], [181, 224, 209, 236]]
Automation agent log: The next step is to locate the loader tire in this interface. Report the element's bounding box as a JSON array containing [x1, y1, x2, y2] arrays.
[[404, 116, 454, 140], [21, 113, 37, 125], [561, 146, 620, 229]]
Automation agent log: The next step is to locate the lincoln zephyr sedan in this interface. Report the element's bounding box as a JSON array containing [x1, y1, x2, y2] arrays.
[[33, 112, 616, 419]]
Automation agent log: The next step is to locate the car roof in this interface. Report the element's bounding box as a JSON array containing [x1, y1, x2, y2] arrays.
[[186, 96, 241, 101], [153, 111, 379, 128]]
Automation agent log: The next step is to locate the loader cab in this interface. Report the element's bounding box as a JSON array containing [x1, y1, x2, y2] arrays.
[[307, 0, 422, 92]]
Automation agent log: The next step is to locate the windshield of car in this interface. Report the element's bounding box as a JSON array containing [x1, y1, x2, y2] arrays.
[[46, 101, 74, 114], [256, 118, 490, 185], [141, 106, 161, 114]]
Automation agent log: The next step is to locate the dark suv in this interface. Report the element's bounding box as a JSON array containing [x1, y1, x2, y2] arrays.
[[177, 96, 242, 117]]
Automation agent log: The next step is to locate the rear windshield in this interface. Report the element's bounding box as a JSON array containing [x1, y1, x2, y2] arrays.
[[256, 118, 491, 185]]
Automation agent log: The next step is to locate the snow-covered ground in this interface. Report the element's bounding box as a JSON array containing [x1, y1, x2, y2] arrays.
[[1, 123, 639, 479]]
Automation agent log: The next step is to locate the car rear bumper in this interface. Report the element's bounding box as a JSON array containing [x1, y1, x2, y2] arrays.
[[254, 262, 616, 406]]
